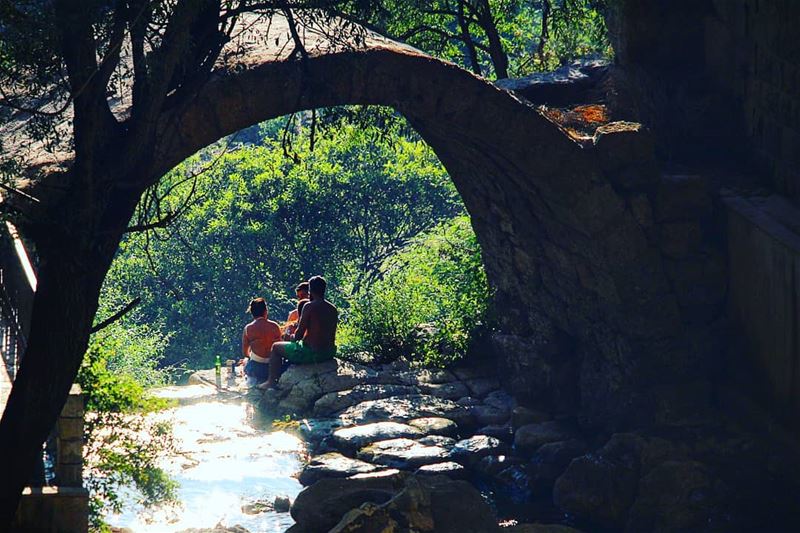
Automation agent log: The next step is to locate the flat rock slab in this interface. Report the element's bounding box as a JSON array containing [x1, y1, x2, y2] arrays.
[[338, 394, 473, 428], [417, 381, 471, 400], [451, 435, 508, 465], [298, 452, 385, 486], [417, 435, 457, 448], [331, 422, 423, 452], [313, 384, 420, 416], [278, 360, 339, 387], [357, 438, 452, 469], [408, 417, 459, 437], [416, 461, 467, 479]]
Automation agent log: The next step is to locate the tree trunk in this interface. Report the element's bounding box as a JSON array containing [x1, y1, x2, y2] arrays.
[[0, 166, 133, 527], [476, 0, 510, 78], [457, 0, 483, 76], [537, 0, 552, 64], [0, 249, 107, 525]]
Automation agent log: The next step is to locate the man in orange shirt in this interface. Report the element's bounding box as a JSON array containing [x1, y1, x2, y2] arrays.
[[241, 297, 282, 387]]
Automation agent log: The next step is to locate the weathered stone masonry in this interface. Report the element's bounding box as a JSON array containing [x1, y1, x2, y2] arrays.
[[606, 0, 800, 429]]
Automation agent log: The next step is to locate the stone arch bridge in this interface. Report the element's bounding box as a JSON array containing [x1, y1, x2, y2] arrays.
[[150, 42, 718, 429]]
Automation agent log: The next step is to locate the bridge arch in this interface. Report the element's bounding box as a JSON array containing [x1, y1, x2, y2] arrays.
[[149, 44, 703, 428]]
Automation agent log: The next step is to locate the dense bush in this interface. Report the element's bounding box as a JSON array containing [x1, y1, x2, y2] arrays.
[[105, 118, 462, 370], [339, 216, 493, 367]]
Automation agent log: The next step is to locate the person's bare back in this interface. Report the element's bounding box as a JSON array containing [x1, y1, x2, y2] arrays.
[[263, 275, 338, 388], [296, 298, 338, 352]]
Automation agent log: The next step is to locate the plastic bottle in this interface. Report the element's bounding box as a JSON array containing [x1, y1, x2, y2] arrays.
[[215, 355, 222, 388]]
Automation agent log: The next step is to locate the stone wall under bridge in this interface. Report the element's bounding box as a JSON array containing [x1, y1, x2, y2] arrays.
[[462, 121, 728, 432], [11, 385, 88, 533]]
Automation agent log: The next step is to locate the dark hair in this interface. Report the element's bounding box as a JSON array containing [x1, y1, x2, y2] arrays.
[[248, 297, 267, 318], [296, 282, 310, 293], [297, 298, 310, 317], [308, 275, 327, 296]]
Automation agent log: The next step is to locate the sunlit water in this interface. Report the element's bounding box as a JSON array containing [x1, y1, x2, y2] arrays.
[[106, 384, 304, 532]]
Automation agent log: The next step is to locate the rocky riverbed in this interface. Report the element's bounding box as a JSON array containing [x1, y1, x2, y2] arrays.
[[185, 359, 800, 532]]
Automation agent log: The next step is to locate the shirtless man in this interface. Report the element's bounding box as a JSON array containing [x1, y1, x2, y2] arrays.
[[241, 298, 282, 386], [263, 276, 338, 388]]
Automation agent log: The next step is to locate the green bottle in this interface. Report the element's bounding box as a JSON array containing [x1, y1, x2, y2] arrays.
[[214, 355, 222, 388]]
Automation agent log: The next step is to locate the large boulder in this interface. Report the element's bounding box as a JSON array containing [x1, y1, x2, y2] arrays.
[[408, 417, 459, 437], [289, 474, 499, 533], [357, 438, 452, 469], [289, 474, 406, 532], [626, 460, 717, 531], [514, 421, 577, 455], [553, 434, 644, 529], [321, 476, 500, 533], [527, 439, 589, 491], [331, 422, 423, 452], [450, 435, 508, 466], [277, 359, 339, 387], [338, 394, 473, 428], [263, 360, 404, 416], [313, 384, 420, 416], [415, 461, 467, 480], [298, 452, 385, 486]]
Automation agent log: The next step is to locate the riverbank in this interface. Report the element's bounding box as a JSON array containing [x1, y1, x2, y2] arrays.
[[229, 356, 800, 532], [211, 358, 582, 532]]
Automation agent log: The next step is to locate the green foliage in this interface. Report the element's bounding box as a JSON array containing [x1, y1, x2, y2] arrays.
[[372, 0, 611, 78], [105, 115, 462, 370], [339, 216, 493, 367], [78, 328, 177, 531]]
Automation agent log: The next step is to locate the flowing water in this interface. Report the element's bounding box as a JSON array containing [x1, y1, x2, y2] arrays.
[[106, 383, 304, 532]]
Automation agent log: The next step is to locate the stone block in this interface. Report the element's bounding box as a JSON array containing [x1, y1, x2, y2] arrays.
[[13, 486, 89, 533], [593, 122, 659, 191], [58, 437, 83, 464], [60, 385, 84, 418], [57, 417, 83, 441], [55, 463, 82, 487]]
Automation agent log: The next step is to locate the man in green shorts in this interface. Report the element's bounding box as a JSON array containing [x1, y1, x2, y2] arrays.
[[262, 275, 338, 388]]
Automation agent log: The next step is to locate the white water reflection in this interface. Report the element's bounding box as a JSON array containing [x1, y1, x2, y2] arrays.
[[107, 386, 304, 532]]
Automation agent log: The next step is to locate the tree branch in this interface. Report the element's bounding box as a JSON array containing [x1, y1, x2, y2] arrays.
[[90, 297, 141, 333]]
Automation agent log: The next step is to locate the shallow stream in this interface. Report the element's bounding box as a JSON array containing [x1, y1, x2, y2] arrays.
[[106, 382, 304, 532]]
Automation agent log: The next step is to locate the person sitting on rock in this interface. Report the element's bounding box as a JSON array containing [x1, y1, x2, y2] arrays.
[[285, 281, 310, 325], [241, 297, 282, 387], [282, 298, 309, 340], [261, 276, 338, 389]]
